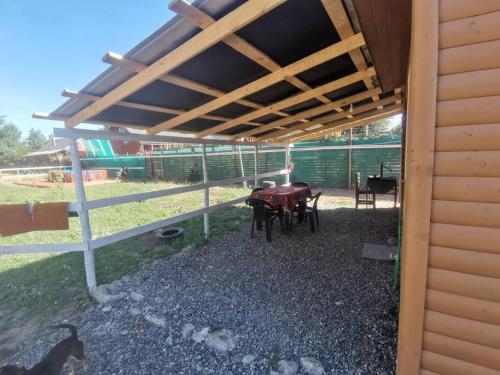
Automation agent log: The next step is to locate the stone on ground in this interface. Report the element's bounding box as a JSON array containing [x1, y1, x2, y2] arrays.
[[204, 329, 237, 352], [300, 357, 325, 375]]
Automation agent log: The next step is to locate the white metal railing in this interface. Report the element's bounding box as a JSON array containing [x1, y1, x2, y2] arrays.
[[0, 127, 289, 293]]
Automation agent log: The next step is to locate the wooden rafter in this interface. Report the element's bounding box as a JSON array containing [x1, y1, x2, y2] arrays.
[[321, 0, 382, 109], [61, 89, 283, 128], [285, 105, 402, 143], [103, 52, 289, 116], [194, 65, 374, 139], [33, 112, 152, 131], [149, 33, 366, 134], [230, 87, 382, 139], [64, 0, 286, 128], [169, 0, 345, 115], [256, 94, 401, 142]]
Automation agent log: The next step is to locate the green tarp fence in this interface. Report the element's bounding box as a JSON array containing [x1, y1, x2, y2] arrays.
[[81, 135, 401, 188]]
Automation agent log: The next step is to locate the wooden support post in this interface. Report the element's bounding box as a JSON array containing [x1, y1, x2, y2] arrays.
[[348, 128, 353, 189], [285, 144, 291, 185], [396, 0, 438, 373], [201, 144, 210, 240], [254, 146, 259, 188], [238, 145, 247, 188], [70, 139, 96, 292]]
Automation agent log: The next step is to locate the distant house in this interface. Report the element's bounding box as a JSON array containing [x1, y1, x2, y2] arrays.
[[23, 136, 71, 166]]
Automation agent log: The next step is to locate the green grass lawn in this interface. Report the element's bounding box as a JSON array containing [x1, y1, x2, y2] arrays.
[[0, 181, 252, 335]]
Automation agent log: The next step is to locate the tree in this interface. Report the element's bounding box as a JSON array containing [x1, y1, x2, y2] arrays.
[[0, 116, 28, 167], [25, 128, 47, 152]]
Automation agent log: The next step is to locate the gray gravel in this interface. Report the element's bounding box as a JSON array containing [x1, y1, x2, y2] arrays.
[[2, 207, 399, 374]]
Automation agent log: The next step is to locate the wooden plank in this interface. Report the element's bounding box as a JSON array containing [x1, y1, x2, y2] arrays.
[[64, 0, 286, 128], [150, 34, 367, 134], [435, 124, 500, 151], [439, 40, 500, 75], [437, 68, 500, 101], [423, 331, 500, 371], [0, 243, 85, 254], [32, 112, 151, 131], [287, 107, 401, 143], [61, 89, 263, 126], [427, 267, 500, 303], [426, 289, 500, 326], [352, 0, 411, 92], [103, 52, 274, 112], [393, 4, 437, 374], [432, 176, 500, 203], [439, 0, 500, 23], [434, 151, 500, 177], [439, 11, 500, 49], [431, 200, 500, 229], [421, 350, 500, 375], [169, 0, 337, 107], [195, 66, 375, 138], [424, 310, 500, 350], [257, 95, 400, 142], [321, 0, 380, 103], [230, 87, 382, 139], [436, 96, 500, 126], [430, 222, 500, 255], [428, 246, 500, 279]]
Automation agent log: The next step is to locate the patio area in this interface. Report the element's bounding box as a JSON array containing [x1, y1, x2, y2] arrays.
[[3, 200, 399, 374]]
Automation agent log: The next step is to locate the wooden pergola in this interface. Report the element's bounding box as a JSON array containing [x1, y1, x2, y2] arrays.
[[34, 0, 406, 144]]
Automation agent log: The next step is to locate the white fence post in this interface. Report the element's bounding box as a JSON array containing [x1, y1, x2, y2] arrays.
[[201, 144, 210, 240], [254, 146, 259, 187], [285, 144, 291, 185], [70, 139, 97, 292], [238, 145, 247, 188]]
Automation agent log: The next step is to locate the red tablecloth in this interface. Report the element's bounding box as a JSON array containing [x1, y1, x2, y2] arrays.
[[251, 185, 311, 213]]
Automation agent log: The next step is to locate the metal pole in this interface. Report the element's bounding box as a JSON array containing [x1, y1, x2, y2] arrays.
[[201, 144, 210, 240], [254, 145, 259, 188], [70, 139, 96, 292], [238, 145, 247, 188], [285, 144, 291, 185], [348, 128, 353, 189]]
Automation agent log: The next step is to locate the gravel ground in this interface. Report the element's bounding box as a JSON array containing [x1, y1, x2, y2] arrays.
[[2, 205, 399, 375]]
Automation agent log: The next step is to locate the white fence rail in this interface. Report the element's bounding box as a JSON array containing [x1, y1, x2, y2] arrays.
[[0, 128, 289, 293]]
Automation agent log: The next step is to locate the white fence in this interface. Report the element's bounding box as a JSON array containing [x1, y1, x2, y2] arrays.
[[0, 165, 65, 180], [0, 128, 290, 293]]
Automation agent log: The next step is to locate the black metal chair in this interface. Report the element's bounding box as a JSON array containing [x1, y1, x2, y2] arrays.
[[291, 181, 310, 188], [245, 198, 282, 242], [355, 173, 375, 210], [251, 187, 264, 194], [289, 191, 322, 232]]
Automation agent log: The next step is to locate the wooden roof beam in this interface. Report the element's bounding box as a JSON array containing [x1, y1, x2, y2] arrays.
[[321, 0, 382, 108], [196, 66, 375, 139], [61, 89, 278, 128], [149, 33, 366, 134], [64, 0, 286, 128], [256, 94, 400, 142], [169, 0, 345, 114], [285, 105, 402, 143], [32, 112, 152, 131], [230, 86, 382, 139], [102, 52, 288, 115]]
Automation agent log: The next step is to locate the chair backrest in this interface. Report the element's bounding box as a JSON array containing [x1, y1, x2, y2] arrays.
[[245, 198, 271, 220], [313, 191, 323, 209], [355, 173, 361, 192], [291, 181, 310, 187], [251, 187, 264, 194]]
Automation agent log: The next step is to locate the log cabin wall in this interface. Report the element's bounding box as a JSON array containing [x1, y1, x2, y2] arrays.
[[398, 1, 500, 374]]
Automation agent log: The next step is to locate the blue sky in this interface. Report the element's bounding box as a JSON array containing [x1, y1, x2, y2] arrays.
[[0, 0, 177, 137]]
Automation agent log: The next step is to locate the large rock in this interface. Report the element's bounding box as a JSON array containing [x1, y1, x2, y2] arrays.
[[276, 360, 299, 374], [192, 327, 210, 343], [182, 323, 195, 339], [144, 313, 166, 327], [130, 292, 144, 302], [242, 354, 257, 364], [300, 357, 325, 375], [204, 329, 237, 352], [92, 286, 127, 305]]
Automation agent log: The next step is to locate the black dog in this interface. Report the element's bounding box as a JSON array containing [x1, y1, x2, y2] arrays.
[[0, 324, 89, 375]]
